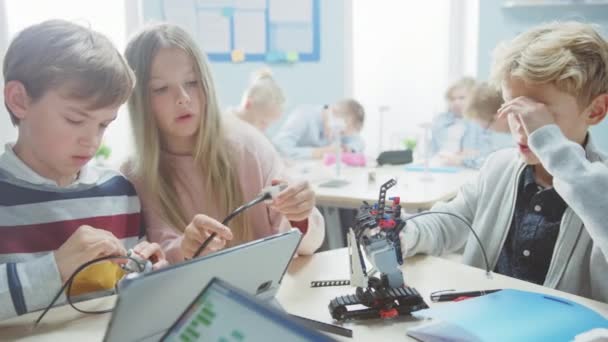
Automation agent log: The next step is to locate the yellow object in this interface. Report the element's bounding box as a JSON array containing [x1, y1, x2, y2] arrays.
[[286, 52, 299, 63], [69, 261, 126, 296], [231, 50, 245, 63]]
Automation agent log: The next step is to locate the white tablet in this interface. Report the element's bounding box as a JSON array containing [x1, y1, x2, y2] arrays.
[[104, 229, 302, 342], [160, 277, 334, 342]]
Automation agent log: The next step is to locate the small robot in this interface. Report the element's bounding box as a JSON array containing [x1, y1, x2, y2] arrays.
[[327, 179, 428, 321]]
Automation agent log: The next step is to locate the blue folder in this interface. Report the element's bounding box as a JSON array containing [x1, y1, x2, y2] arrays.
[[408, 289, 608, 342]]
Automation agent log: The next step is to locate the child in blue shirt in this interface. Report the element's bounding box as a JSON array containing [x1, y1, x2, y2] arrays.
[[272, 99, 365, 159]]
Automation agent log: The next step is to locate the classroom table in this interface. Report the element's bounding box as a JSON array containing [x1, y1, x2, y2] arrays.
[[288, 160, 478, 211], [2, 248, 606, 341], [287, 160, 478, 249]]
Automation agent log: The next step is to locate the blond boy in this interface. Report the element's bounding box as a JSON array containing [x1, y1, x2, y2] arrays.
[[401, 22, 608, 302], [460, 82, 514, 168], [0, 20, 166, 320]]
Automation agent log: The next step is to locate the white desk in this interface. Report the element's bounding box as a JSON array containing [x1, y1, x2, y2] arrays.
[[288, 160, 478, 248], [2, 249, 606, 341], [289, 160, 477, 210]]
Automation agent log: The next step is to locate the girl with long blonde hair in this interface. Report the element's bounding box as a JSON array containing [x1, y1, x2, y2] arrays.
[[123, 24, 324, 263]]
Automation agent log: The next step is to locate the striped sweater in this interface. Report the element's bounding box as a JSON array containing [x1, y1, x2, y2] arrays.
[[0, 145, 142, 320]]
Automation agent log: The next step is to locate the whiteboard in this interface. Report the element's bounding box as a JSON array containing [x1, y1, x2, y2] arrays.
[[161, 0, 320, 63]]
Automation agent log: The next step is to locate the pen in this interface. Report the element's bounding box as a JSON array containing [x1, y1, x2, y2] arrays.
[[431, 289, 502, 302]]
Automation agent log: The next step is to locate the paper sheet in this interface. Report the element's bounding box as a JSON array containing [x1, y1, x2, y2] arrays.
[[198, 11, 231, 53], [163, 0, 199, 39], [273, 26, 312, 53], [268, 0, 312, 23], [233, 11, 266, 54]]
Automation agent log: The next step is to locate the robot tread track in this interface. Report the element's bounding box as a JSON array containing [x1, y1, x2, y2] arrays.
[[329, 286, 428, 321]]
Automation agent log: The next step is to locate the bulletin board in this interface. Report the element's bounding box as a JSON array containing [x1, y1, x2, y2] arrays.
[[161, 0, 321, 63]]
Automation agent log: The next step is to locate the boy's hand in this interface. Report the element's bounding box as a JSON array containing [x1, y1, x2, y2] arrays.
[[497, 96, 555, 136], [54, 225, 126, 282], [132, 241, 169, 270], [181, 214, 233, 259], [270, 179, 315, 222]]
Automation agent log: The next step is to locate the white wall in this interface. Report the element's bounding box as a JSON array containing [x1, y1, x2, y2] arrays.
[[353, 2, 452, 157], [0, 0, 17, 148], [0, 0, 132, 166], [477, 0, 608, 151], [143, 0, 352, 114]]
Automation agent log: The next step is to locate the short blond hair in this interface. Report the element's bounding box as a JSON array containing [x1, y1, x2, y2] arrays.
[[242, 68, 285, 107], [445, 77, 476, 100], [3, 20, 135, 126], [463, 82, 503, 122], [490, 21, 608, 107]]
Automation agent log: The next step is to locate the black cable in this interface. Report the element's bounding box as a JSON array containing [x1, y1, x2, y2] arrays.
[[192, 192, 272, 258], [34, 254, 145, 326], [398, 211, 492, 275]]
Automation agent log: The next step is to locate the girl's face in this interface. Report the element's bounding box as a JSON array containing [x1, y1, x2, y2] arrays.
[[448, 86, 470, 116], [148, 47, 204, 151]]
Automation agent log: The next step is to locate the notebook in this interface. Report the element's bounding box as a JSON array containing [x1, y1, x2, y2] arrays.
[[408, 289, 608, 342]]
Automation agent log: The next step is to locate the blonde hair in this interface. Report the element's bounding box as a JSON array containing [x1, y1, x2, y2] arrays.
[[334, 98, 365, 130], [463, 82, 503, 122], [241, 68, 285, 108], [490, 21, 608, 107], [124, 24, 250, 244], [445, 77, 476, 100], [3, 19, 135, 126]]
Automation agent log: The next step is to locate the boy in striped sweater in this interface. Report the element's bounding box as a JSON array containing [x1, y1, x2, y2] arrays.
[[0, 20, 167, 320]]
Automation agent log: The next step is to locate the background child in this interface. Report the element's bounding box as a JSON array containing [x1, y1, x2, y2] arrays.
[[229, 68, 285, 132], [272, 99, 366, 159], [0, 20, 166, 321], [123, 24, 325, 263], [461, 82, 514, 169], [429, 77, 480, 166], [400, 21, 608, 302]]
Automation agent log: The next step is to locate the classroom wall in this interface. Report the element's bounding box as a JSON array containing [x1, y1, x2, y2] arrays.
[[142, 0, 351, 123], [352, 2, 453, 157], [0, 0, 17, 147], [477, 0, 608, 150]]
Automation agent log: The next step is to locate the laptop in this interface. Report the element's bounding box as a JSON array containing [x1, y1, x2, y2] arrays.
[[160, 277, 335, 342], [104, 229, 302, 342]]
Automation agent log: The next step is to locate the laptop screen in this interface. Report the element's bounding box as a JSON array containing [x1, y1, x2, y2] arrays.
[[161, 278, 333, 342]]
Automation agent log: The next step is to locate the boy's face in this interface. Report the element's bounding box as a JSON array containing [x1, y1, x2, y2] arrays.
[[148, 48, 204, 149], [502, 77, 588, 165], [15, 87, 118, 185], [326, 105, 360, 138]]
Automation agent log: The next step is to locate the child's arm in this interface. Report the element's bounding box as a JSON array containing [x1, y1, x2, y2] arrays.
[[0, 225, 127, 320], [399, 172, 481, 258], [268, 179, 325, 255], [498, 96, 608, 258], [272, 108, 316, 159], [259, 127, 325, 254], [529, 125, 608, 257], [0, 254, 63, 320]]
